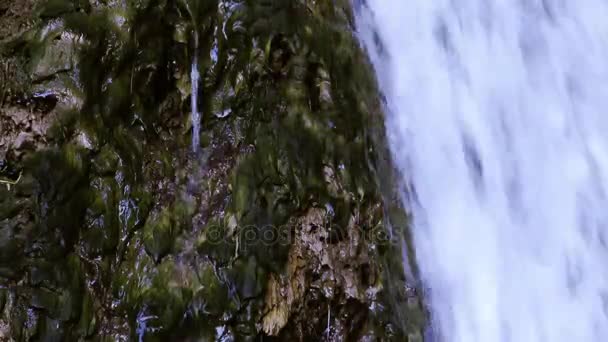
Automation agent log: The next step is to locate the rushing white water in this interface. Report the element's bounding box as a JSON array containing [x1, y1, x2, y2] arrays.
[[357, 1, 608, 341]]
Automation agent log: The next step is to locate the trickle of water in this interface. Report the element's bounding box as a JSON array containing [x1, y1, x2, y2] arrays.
[[191, 57, 200, 152], [357, 1, 608, 341]]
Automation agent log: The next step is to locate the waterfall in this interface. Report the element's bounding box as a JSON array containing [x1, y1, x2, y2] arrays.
[[187, 0, 200, 153], [357, 1, 608, 341], [191, 53, 200, 153]]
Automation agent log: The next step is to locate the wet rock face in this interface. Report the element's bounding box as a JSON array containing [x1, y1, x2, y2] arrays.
[[262, 207, 382, 340], [0, 0, 424, 340], [0, 0, 36, 42], [0, 103, 57, 162]]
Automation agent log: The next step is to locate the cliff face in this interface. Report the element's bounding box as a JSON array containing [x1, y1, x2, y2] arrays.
[[0, 0, 424, 340]]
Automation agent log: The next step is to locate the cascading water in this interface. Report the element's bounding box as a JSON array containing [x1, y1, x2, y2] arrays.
[[184, 0, 200, 152], [357, 1, 608, 341], [191, 52, 200, 153]]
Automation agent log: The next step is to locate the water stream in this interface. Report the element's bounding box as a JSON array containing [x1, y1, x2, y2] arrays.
[[191, 54, 200, 153], [358, 1, 608, 341]]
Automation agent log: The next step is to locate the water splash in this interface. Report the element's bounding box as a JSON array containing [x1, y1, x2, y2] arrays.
[[358, 1, 608, 341]]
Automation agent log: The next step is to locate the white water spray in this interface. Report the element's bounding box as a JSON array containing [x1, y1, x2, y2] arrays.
[[358, 1, 608, 341]]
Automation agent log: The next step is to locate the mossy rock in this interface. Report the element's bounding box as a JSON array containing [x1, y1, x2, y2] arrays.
[[0, 0, 422, 340]]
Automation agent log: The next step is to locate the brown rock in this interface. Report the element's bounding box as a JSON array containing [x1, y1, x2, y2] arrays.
[[12, 131, 34, 151]]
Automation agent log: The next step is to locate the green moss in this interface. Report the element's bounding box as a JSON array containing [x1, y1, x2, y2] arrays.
[[143, 210, 177, 263], [76, 289, 98, 338]]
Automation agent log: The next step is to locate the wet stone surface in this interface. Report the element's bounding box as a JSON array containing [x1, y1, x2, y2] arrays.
[[0, 0, 425, 340]]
